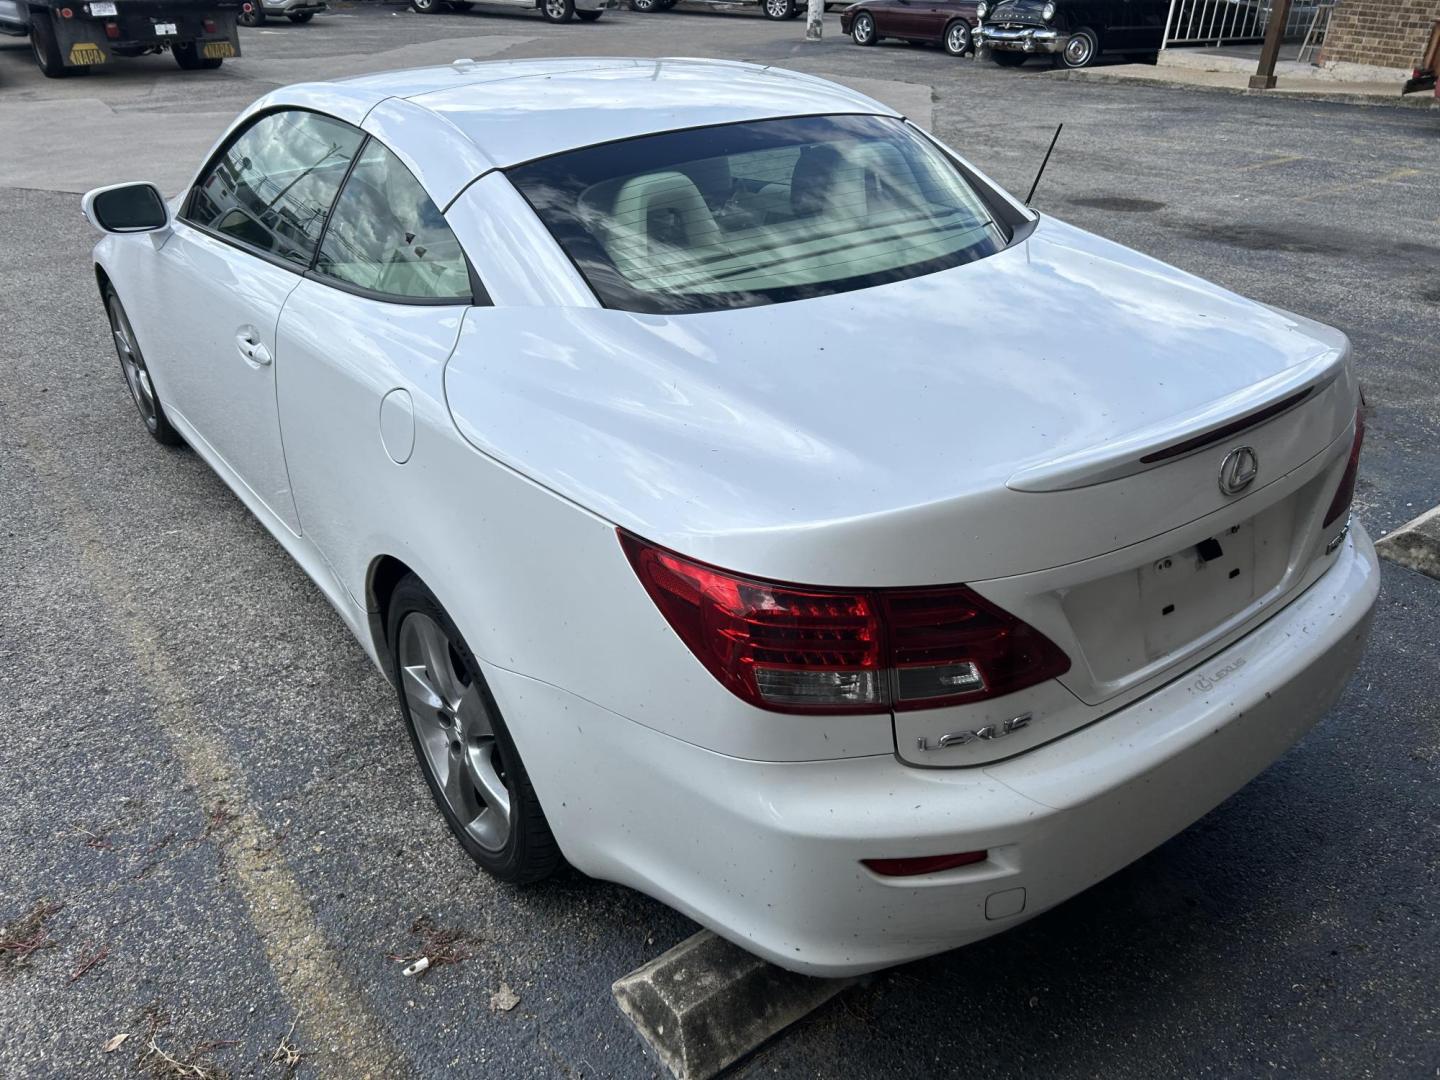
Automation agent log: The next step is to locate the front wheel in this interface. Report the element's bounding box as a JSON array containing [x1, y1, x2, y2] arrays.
[[105, 288, 183, 446], [943, 19, 971, 55], [990, 50, 1027, 65], [576, 7, 602, 17], [1059, 26, 1098, 68], [540, 0, 574, 20], [237, 3, 265, 25], [389, 576, 561, 884], [850, 11, 877, 44], [173, 41, 223, 68], [761, 0, 794, 19]]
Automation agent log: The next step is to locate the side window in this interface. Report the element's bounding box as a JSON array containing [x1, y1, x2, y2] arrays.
[[314, 140, 473, 302], [186, 110, 365, 268]]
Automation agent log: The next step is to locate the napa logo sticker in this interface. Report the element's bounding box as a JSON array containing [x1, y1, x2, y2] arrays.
[[68, 42, 107, 64]]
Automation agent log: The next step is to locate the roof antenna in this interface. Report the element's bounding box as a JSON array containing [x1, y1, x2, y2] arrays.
[[1025, 123, 1063, 206]]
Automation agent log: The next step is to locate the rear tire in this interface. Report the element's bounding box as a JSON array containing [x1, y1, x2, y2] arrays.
[[237, 4, 265, 25], [173, 42, 222, 68], [990, 50, 1027, 65], [29, 16, 71, 77], [287, 10, 314, 20], [850, 10, 876, 43], [943, 18, 971, 55], [388, 575, 562, 885], [761, 0, 793, 19]]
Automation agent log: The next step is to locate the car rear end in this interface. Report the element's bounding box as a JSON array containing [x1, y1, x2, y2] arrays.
[[40, 0, 239, 68], [441, 101, 1379, 975]]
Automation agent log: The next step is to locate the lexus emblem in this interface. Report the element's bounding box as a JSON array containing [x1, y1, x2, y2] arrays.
[[1218, 446, 1259, 496]]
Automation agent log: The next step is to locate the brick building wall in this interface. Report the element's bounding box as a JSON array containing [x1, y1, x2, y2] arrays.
[[1320, 0, 1440, 70]]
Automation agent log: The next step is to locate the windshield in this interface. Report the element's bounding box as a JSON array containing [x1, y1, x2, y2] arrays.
[[506, 114, 1008, 314]]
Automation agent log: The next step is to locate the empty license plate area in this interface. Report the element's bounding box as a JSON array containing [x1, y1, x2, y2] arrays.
[[1060, 494, 1298, 693], [1140, 521, 1260, 659]]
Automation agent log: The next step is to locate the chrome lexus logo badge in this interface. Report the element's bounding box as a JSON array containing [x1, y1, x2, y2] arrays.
[[1218, 446, 1259, 496]]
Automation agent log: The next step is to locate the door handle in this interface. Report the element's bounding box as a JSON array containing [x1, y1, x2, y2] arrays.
[[235, 328, 273, 367]]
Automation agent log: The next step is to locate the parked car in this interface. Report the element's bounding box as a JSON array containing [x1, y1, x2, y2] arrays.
[[237, 0, 326, 26], [841, 0, 983, 55], [412, 0, 605, 21], [629, 0, 806, 20], [0, 0, 241, 76], [82, 57, 1375, 977], [976, 0, 1168, 67]]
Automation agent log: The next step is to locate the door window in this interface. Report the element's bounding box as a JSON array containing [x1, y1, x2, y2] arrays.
[[186, 109, 365, 267], [313, 141, 473, 302]]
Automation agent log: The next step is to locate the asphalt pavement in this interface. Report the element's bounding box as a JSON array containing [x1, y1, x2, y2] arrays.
[[1, 6, 1437, 1078]]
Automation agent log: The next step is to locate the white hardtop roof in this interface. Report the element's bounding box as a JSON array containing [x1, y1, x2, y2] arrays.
[[264, 57, 902, 176]]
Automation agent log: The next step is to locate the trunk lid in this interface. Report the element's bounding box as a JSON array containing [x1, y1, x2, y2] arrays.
[[446, 215, 1355, 588]]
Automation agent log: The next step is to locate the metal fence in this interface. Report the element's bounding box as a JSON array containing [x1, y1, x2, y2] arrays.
[[1163, 0, 1322, 47]]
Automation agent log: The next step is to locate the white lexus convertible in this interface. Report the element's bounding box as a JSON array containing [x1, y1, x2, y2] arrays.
[[84, 58, 1377, 976]]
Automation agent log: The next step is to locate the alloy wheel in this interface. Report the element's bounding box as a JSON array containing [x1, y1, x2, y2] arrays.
[[853, 13, 874, 42], [544, 0, 567, 16], [108, 296, 158, 431], [398, 611, 512, 853], [764, 0, 791, 18], [946, 22, 970, 54]]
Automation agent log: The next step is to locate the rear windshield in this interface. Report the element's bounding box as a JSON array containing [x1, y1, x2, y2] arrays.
[[506, 115, 1008, 315]]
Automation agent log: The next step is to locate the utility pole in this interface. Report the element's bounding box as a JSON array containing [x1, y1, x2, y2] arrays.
[[805, 0, 822, 41], [1249, 0, 1294, 89]]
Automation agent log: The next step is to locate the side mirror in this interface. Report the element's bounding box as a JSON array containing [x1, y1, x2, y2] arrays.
[[82, 182, 170, 234]]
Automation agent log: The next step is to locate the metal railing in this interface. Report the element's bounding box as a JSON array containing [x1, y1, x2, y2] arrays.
[[1163, 0, 1319, 47]]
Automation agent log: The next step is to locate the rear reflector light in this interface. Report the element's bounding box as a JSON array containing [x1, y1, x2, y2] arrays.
[[105, 19, 118, 36], [203, 16, 217, 30], [1323, 407, 1364, 527], [619, 532, 1070, 715], [862, 852, 987, 877]]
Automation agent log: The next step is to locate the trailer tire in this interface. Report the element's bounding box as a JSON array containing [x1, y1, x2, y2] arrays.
[[173, 41, 223, 68], [29, 15, 72, 77]]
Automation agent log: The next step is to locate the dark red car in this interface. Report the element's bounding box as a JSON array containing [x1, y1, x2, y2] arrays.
[[841, 0, 983, 55]]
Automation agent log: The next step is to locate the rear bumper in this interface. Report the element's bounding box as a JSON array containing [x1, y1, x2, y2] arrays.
[[488, 525, 1378, 977], [977, 23, 1067, 52], [48, 8, 240, 59]]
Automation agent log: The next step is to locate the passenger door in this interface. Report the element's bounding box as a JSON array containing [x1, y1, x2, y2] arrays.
[[275, 136, 473, 597], [150, 108, 365, 534]]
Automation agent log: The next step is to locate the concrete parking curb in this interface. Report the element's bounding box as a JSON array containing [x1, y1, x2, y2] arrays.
[[1046, 67, 1440, 109], [1375, 505, 1440, 580], [613, 931, 858, 1079]]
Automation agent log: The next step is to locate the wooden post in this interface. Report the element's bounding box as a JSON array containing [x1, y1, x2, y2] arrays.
[[805, 0, 823, 40], [1249, 0, 1294, 88]]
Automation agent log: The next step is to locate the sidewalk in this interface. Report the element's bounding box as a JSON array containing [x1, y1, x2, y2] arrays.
[[1047, 49, 1438, 108]]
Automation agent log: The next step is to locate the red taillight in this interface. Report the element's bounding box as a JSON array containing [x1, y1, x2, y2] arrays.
[[104, 19, 118, 36], [862, 851, 988, 877], [619, 532, 1070, 715], [60, 5, 73, 15], [202, 16, 217, 30], [1323, 407, 1364, 528]]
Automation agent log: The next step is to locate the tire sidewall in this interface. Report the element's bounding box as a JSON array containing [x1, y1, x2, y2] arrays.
[[852, 11, 874, 42], [541, 0, 574, 21], [387, 578, 540, 881], [944, 19, 970, 55], [1062, 26, 1098, 67]]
